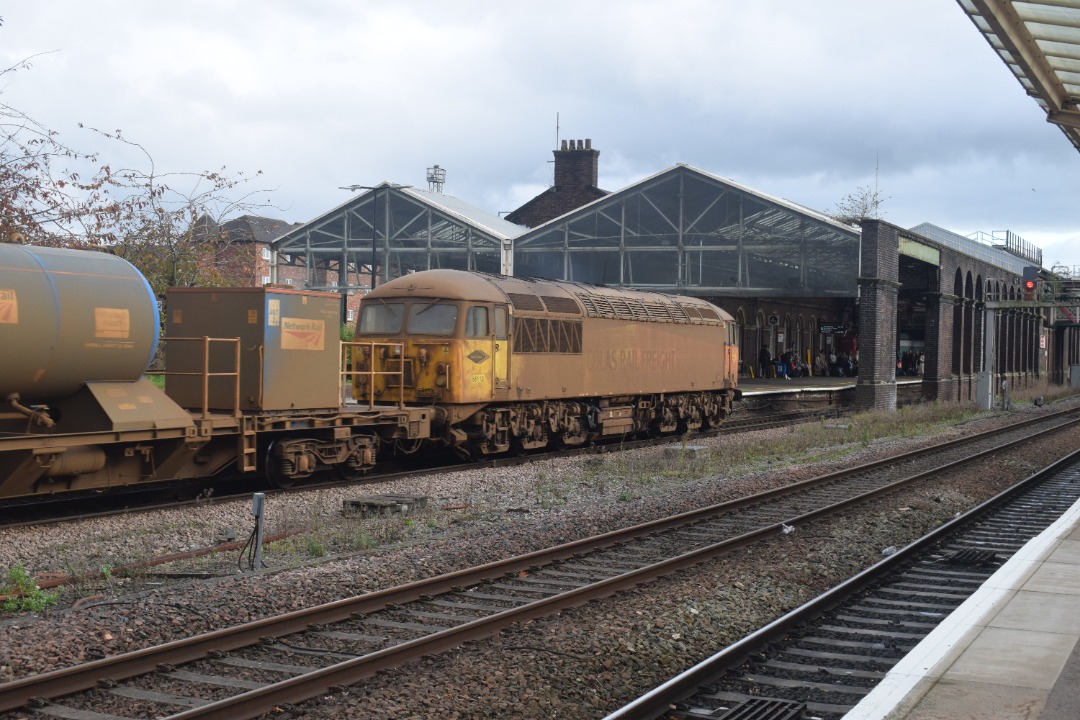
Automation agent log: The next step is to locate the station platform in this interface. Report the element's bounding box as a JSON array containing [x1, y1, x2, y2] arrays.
[[845, 494, 1080, 720], [738, 375, 858, 396], [735, 375, 923, 409], [737, 375, 924, 394]]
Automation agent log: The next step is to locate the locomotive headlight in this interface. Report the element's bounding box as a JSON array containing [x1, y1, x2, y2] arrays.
[[435, 375, 446, 387], [418, 348, 429, 367], [435, 362, 448, 375]]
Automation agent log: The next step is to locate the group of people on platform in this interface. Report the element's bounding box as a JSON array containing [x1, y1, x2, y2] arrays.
[[756, 345, 858, 379], [897, 349, 924, 376], [755, 344, 924, 380]]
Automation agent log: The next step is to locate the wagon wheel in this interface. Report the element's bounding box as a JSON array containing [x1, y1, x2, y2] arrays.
[[263, 441, 297, 489]]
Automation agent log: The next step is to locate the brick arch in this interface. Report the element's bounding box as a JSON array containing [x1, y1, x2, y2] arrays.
[[952, 268, 964, 380], [974, 274, 985, 374]]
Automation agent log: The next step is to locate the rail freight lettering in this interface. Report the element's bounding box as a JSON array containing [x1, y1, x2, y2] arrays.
[[589, 348, 677, 373]]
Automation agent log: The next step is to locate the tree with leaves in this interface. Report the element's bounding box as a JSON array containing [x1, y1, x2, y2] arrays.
[[2, 35, 275, 296]]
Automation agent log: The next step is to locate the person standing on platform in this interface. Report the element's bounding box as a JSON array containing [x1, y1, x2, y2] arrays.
[[758, 345, 772, 379], [778, 348, 793, 380], [814, 350, 828, 376]]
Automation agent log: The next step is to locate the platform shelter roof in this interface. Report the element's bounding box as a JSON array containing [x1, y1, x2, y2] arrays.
[[513, 164, 861, 298], [958, 0, 1080, 153]]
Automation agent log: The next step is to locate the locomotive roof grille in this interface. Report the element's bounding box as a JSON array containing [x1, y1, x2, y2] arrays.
[[696, 307, 720, 321], [507, 292, 545, 312], [540, 296, 582, 315], [575, 292, 721, 325]]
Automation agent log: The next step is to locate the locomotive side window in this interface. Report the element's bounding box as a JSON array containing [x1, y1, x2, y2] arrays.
[[406, 302, 458, 335], [494, 306, 508, 340], [359, 303, 404, 334], [465, 306, 489, 337]]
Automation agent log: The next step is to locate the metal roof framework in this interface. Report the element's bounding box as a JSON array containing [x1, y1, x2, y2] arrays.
[[270, 183, 524, 290], [958, 0, 1080, 152], [513, 165, 861, 297]]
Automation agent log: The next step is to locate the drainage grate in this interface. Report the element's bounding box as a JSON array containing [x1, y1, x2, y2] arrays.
[[717, 698, 807, 720]]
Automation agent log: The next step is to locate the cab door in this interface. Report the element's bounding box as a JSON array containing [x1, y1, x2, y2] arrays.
[[493, 304, 510, 399], [463, 304, 496, 401]]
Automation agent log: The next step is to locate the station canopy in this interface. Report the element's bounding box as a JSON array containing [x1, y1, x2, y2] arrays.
[[271, 183, 525, 290], [513, 165, 861, 297], [271, 167, 860, 299]]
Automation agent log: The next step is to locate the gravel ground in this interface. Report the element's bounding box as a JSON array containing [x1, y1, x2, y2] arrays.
[[1, 393, 1079, 718]]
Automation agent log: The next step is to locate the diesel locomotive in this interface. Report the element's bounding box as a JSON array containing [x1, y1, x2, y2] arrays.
[[0, 244, 738, 501], [352, 270, 740, 457]]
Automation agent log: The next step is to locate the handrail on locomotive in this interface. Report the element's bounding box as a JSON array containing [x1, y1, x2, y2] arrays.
[[340, 341, 407, 410]]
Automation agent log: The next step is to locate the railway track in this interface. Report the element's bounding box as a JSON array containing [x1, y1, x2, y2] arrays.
[[0, 408, 827, 530], [1, 409, 1076, 719], [604, 444, 1080, 720]]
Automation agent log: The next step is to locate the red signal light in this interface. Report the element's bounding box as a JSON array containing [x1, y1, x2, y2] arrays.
[[1024, 280, 1035, 290]]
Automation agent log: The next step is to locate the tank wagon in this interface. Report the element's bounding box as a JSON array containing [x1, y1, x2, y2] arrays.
[[352, 270, 740, 457]]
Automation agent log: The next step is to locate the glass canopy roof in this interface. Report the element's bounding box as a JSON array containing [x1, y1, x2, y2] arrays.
[[271, 183, 523, 288], [513, 165, 861, 297], [271, 167, 860, 299]]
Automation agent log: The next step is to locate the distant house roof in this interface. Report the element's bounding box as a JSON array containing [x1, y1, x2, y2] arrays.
[[193, 214, 299, 244], [221, 215, 299, 244]]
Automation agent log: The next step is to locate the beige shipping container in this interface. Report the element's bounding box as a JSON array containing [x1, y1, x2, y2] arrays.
[[166, 287, 341, 412]]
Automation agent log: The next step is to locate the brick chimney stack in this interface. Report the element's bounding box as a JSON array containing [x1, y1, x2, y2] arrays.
[[505, 138, 608, 228], [554, 138, 599, 189]]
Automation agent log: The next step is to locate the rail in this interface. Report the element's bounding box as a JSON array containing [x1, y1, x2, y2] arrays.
[[146, 336, 242, 418], [1, 410, 1077, 717], [340, 340, 406, 409]]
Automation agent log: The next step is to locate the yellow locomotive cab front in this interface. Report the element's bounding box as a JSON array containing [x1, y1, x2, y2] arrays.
[[351, 296, 510, 411]]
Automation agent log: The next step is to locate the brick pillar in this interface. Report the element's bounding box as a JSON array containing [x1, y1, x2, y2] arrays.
[[855, 220, 899, 411], [922, 293, 957, 402]]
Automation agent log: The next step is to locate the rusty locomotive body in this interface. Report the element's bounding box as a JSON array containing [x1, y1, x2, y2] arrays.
[[353, 270, 740, 457], [0, 245, 737, 501]]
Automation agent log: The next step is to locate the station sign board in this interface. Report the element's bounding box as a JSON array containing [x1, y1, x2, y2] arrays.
[[819, 323, 849, 335]]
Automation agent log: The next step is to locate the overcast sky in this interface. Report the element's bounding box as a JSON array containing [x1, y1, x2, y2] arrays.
[[3, 1, 1079, 271]]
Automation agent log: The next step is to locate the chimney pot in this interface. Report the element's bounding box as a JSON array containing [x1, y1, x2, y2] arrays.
[[585, 138, 592, 149], [561, 139, 568, 150]]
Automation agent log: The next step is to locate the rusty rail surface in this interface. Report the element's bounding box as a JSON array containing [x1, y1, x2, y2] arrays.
[[2, 410, 1078, 718]]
